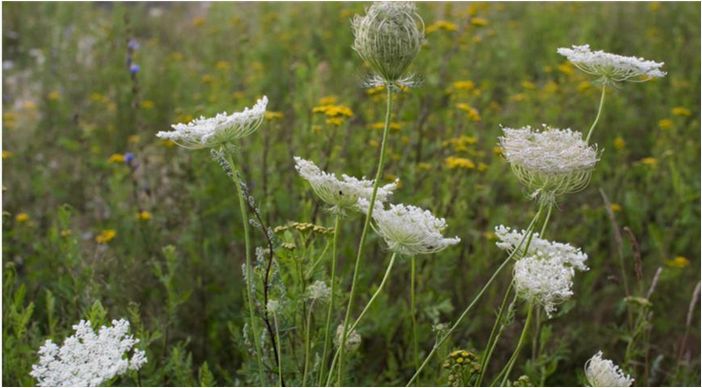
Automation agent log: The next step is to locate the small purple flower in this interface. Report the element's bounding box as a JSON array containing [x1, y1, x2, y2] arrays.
[[127, 39, 140, 51], [125, 152, 135, 165], [130, 64, 140, 74]]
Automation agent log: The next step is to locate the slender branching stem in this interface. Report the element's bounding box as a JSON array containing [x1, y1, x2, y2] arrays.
[[585, 85, 606, 143], [318, 214, 342, 386], [326, 253, 398, 386], [272, 311, 283, 387], [477, 281, 515, 387], [302, 301, 315, 387], [224, 152, 265, 384], [406, 204, 545, 387], [496, 304, 534, 386], [411, 256, 419, 374], [337, 84, 394, 385]]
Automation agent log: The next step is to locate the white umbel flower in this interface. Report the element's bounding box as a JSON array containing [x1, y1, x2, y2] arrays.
[[585, 351, 634, 387], [513, 253, 575, 317], [156, 96, 268, 149], [352, 1, 425, 83], [30, 319, 147, 387], [495, 225, 589, 271], [334, 324, 362, 352], [294, 156, 398, 215], [557, 44, 665, 84], [499, 125, 598, 202], [359, 199, 460, 256], [306, 280, 332, 303]]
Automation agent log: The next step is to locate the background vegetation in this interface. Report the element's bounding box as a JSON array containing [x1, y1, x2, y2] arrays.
[[2, 1, 700, 386]]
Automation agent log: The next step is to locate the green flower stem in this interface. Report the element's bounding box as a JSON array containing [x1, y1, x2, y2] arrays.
[[225, 152, 265, 385], [272, 311, 283, 387], [326, 253, 398, 386], [476, 281, 515, 387], [496, 304, 534, 387], [406, 204, 545, 387], [302, 301, 315, 387], [585, 85, 606, 143], [411, 256, 419, 374], [337, 84, 393, 385], [318, 214, 342, 386]]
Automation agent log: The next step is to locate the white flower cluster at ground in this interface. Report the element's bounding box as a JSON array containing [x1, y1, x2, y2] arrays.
[[30, 319, 146, 387], [585, 351, 634, 387]]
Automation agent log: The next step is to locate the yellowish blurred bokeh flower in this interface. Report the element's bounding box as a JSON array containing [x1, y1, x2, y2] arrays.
[[96, 229, 117, 244]]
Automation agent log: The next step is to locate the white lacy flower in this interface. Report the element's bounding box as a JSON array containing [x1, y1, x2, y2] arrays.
[[334, 324, 362, 352], [513, 253, 574, 317], [352, 1, 424, 83], [499, 125, 598, 201], [30, 319, 147, 387], [156, 96, 267, 149], [359, 199, 460, 256], [585, 351, 634, 387], [294, 156, 398, 214], [494, 225, 589, 271], [306, 280, 331, 303], [557, 44, 665, 84]]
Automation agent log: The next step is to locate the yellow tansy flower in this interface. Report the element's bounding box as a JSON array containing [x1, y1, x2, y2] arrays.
[[48, 90, 61, 101], [137, 210, 152, 221], [672, 107, 692, 117], [2, 150, 13, 160], [312, 104, 353, 118], [318, 96, 338, 105], [325, 117, 344, 126], [558, 62, 574, 76], [265, 111, 284, 120], [456, 103, 481, 122], [108, 153, 125, 164], [640, 157, 657, 166], [215, 60, 231, 71], [610, 203, 622, 213], [521, 80, 536, 90], [470, 17, 488, 27], [15, 212, 30, 223], [658, 118, 673, 129], [96, 229, 117, 244], [577, 81, 591, 93], [666, 256, 689, 268], [452, 80, 476, 92], [426, 20, 458, 33], [613, 136, 625, 150], [445, 156, 476, 170]]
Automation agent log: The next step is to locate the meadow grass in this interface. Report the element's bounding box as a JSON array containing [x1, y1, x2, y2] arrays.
[[2, 2, 700, 386]]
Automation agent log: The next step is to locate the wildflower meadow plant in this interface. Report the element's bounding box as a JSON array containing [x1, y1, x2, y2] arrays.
[[30, 319, 146, 387], [585, 351, 634, 387]]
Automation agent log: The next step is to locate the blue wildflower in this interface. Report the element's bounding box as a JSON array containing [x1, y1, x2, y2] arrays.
[[130, 64, 140, 74]]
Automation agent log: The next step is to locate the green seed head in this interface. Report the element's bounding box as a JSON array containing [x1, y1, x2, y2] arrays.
[[352, 2, 425, 83]]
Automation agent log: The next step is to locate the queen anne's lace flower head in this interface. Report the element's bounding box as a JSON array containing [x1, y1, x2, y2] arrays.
[[585, 351, 634, 387], [306, 280, 332, 303], [335, 324, 362, 352], [156, 96, 267, 149], [557, 44, 665, 85], [495, 225, 589, 271], [294, 156, 398, 215], [499, 125, 599, 203], [352, 1, 425, 84], [513, 253, 575, 317], [30, 319, 147, 387], [359, 199, 460, 256]]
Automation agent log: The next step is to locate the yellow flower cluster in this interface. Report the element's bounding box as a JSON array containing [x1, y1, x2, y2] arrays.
[[671, 106, 692, 117], [456, 103, 481, 122], [666, 256, 690, 268], [444, 135, 478, 152], [15, 212, 30, 223], [444, 156, 476, 170], [108, 154, 125, 164], [95, 229, 117, 244], [265, 111, 284, 121], [369, 122, 402, 132], [137, 210, 152, 221], [426, 20, 458, 34], [312, 104, 353, 118]]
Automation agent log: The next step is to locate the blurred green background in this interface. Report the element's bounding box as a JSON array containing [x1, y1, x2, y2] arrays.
[[2, 1, 700, 386]]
